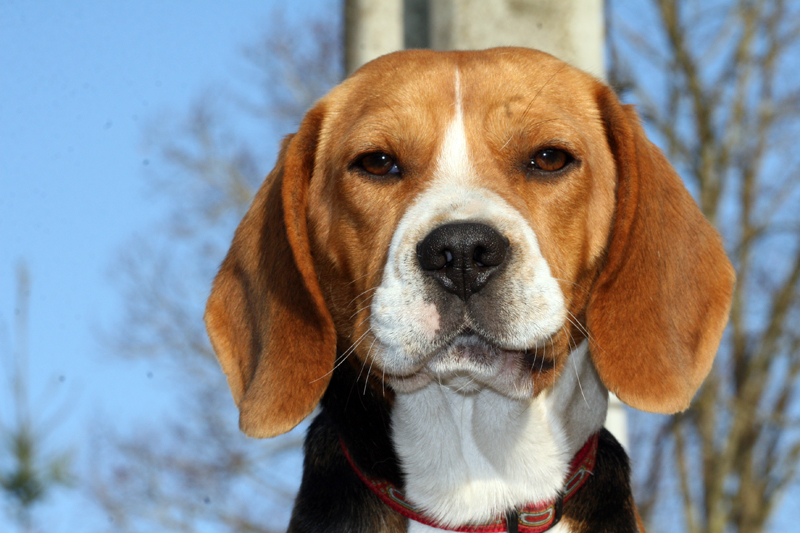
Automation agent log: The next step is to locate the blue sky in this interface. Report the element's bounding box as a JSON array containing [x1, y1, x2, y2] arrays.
[[0, 2, 329, 530]]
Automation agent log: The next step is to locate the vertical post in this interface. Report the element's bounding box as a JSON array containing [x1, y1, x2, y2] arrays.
[[403, 0, 431, 49], [430, 0, 605, 77], [344, 0, 405, 75]]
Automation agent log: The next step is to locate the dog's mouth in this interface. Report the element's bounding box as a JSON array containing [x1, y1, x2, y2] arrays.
[[386, 329, 557, 398]]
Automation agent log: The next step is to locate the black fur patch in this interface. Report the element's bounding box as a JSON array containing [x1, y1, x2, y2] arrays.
[[561, 429, 640, 532], [288, 359, 405, 532]]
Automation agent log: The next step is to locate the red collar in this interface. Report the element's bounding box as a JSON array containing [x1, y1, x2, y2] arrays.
[[341, 433, 598, 532]]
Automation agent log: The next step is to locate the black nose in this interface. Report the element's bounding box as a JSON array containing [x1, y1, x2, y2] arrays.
[[416, 222, 509, 301]]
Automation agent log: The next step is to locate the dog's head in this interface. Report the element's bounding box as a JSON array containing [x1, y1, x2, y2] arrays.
[[205, 49, 735, 438]]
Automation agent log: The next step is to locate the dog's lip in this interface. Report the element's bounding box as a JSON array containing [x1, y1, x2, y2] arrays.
[[426, 332, 556, 373], [382, 333, 558, 397], [448, 329, 557, 367], [378, 329, 557, 380]]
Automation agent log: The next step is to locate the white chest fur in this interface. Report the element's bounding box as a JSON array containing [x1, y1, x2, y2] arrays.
[[392, 342, 607, 530]]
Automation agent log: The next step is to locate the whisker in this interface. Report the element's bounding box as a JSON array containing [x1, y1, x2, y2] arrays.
[[357, 344, 371, 383], [310, 328, 372, 383], [550, 276, 591, 293], [348, 298, 376, 321], [564, 310, 604, 357], [362, 342, 380, 395], [343, 328, 372, 360], [366, 337, 378, 361], [521, 64, 567, 122], [347, 285, 379, 306], [563, 313, 586, 340], [529, 344, 539, 371], [565, 329, 589, 408], [539, 343, 546, 374], [350, 313, 375, 335], [454, 376, 477, 394], [346, 266, 385, 287]]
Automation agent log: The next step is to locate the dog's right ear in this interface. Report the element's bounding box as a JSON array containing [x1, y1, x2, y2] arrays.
[[205, 106, 336, 438]]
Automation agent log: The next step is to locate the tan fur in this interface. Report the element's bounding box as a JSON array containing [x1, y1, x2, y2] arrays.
[[205, 48, 734, 438]]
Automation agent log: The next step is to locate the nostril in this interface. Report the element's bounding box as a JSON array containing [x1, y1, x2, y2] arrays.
[[473, 247, 486, 267], [475, 240, 507, 268], [417, 245, 449, 271]]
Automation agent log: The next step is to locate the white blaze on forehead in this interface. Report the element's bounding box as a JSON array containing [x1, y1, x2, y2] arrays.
[[435, 68, 474, 185]]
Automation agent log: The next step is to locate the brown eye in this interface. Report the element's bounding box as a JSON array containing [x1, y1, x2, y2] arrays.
[[528, 148, 572, 172], [358, 152, 400, 176]]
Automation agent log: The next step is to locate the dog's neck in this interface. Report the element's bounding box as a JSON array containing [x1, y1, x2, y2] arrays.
[[391, 341, 608, 529]]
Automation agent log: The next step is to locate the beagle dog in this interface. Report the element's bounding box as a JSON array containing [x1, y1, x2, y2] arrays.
[[205, 48, 735, 533]]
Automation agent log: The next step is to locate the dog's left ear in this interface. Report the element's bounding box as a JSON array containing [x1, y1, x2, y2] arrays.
[[586, 86, 735, 414]]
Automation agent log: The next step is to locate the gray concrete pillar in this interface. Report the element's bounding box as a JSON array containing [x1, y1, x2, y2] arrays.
[[430, 0, 605, 78], [344, 0, 405, 75]]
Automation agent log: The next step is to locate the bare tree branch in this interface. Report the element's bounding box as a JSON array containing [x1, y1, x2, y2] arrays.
[[610, 0, 800, 531]]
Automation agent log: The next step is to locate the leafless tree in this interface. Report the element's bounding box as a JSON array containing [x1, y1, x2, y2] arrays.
[[91, 7, 342, 532], [608, 1, 800, 531], [1, 263, 74, 533]]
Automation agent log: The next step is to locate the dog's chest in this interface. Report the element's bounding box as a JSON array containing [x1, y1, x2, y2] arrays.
[[392, 384, 569, 527], [390, 342, 608, 531]]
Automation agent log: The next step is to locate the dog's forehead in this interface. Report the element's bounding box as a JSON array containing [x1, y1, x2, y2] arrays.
[[322, 48, 600, 136]]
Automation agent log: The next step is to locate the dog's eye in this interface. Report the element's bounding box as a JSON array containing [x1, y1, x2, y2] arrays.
[[358, 152, 400, 177], [527, 148, 572, 173]]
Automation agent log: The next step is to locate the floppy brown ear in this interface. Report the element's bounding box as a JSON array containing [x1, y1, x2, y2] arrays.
[[586, 86, 735, 414], [204, 106, 336, 438]]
